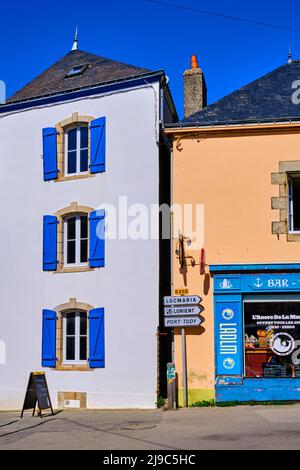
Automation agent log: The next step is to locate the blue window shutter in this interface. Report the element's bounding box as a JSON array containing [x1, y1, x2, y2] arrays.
[[42, 309, 57, 367], [42, 127, 58, 181], [43, 215, 58, 271], [89, 308, 105, 368], [89, 210, 105, 268], [90, 117, 106, 173]]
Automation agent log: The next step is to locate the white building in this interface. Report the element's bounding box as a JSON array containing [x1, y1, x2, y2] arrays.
[[0, 42, 177, 410]]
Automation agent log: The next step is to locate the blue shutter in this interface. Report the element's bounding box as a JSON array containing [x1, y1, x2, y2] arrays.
[[90, 117, 106, 173], [89, 308, 105, 368], [89, 210, 105, 268], [42, 127, 58, 181], [43, 215, 58, 271], [42, 309, 57, 367]]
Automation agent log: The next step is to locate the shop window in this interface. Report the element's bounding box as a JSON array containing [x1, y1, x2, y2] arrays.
[[244, 299, 300, 378], [288, 175, 300, 232]]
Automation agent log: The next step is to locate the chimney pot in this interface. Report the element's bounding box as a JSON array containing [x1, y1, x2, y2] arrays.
[[191, 54, 199, 69]]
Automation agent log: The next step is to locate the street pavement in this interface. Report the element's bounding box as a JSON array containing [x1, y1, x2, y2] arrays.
[[1, 405, 300, 450]]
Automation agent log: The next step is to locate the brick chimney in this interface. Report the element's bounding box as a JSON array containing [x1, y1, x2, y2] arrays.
[[184, 54, 207, 118]]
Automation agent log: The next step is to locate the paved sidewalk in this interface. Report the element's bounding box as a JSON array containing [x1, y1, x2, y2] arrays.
[[1, 405, 300, 450]]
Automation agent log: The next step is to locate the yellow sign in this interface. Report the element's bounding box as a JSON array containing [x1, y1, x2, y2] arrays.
[[175, 288, 189, 295]]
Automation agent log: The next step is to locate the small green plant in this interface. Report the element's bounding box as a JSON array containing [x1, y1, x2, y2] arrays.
[[191, 399, 297, 407], [156, 396, 166, 408], [191, 399, 216, 407]]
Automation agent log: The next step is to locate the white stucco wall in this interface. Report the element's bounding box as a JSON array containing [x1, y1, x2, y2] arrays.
[[0, 82, 161, 409]]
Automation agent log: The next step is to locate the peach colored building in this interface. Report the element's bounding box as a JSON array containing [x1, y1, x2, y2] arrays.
[[165, 56, 300, 405]]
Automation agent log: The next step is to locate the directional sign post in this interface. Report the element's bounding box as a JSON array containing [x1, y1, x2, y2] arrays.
[[163, 293, 204, 409]]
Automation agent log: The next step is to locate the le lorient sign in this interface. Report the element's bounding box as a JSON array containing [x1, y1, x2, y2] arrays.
[[214, 273, 300, 294]]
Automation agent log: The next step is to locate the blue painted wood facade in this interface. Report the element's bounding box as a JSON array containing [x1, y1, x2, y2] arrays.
[[213, 266, 300, 402]]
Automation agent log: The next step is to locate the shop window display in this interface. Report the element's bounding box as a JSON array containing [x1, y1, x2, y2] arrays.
[[244, 301, 300, 378]]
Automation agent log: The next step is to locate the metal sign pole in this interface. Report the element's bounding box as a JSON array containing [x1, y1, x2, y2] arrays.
[[181, 327, 188, 407]]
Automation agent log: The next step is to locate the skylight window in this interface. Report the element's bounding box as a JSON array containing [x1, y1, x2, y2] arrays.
[[65, 64, 88, 79]]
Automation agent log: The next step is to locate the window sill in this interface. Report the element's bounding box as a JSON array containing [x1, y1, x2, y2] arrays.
[[287, 232, 300, 242], [55, 172, 95, 183], [55, 265, 94, 274], [54, 364, 93, 371]]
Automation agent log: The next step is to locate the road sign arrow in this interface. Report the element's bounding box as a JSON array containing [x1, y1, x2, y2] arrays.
[[163, 295, 202, 306], [164, 305, 203, 316], [164, 316, 204, 328]]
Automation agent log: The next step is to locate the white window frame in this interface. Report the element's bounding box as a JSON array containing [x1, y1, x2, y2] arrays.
[[64, 125, 89, 177], [288, 175, 300, 233], [62, 310, 88, 365], [64, 214, 88, 267]]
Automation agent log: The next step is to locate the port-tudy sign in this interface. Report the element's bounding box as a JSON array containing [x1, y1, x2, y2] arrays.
[[163, 295, 202, 306], [164, 316, 203, 327], [164, 305, 203, 316]]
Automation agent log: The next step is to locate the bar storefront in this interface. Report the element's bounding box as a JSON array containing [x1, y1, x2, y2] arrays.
[[211, 265, 300, 402]]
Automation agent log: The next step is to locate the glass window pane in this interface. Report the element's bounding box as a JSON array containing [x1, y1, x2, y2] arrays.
[[80, 312, 87, 335], [80, 240, 88, 263], [80, 149, 88, 172], [292, 178, 300, 230], [80, 336, 87, 360], [68, 151, 77, 174], [244, 301, 300, 378], [67, 217, 76, 240], [66, 337, 75, 360], [80, 216, 88, 238], [66, 313, 75, 335], [80, 126, 88, 149], [67, 240, 76, 264], [68, 128, 77, 151]]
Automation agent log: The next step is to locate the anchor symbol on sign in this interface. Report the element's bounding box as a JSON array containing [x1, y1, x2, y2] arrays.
[[253, 277, 263, 288]]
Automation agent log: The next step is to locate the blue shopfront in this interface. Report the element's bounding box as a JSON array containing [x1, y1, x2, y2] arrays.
[[210, 264, 300, 402]]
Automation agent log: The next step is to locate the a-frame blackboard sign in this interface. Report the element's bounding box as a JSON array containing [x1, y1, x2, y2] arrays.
[[21, 372, 54, 418]]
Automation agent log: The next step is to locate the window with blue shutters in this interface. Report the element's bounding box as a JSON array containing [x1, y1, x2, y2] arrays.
[[89, 210, 105, 268], [41, 302, 105, 370], [42, 116, 106, 182], [44, 205, 106, 272], [42, 310, 57, 367]]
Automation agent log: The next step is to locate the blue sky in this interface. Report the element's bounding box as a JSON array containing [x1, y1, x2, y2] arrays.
[[1, 0, 300, 118]]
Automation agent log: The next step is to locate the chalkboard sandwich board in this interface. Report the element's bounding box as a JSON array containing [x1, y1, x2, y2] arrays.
[[21, 372, 54, 418]]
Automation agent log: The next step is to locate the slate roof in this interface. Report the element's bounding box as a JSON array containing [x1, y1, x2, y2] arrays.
[[170, 61, 300, 127], [7, 49, 152, 103]]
